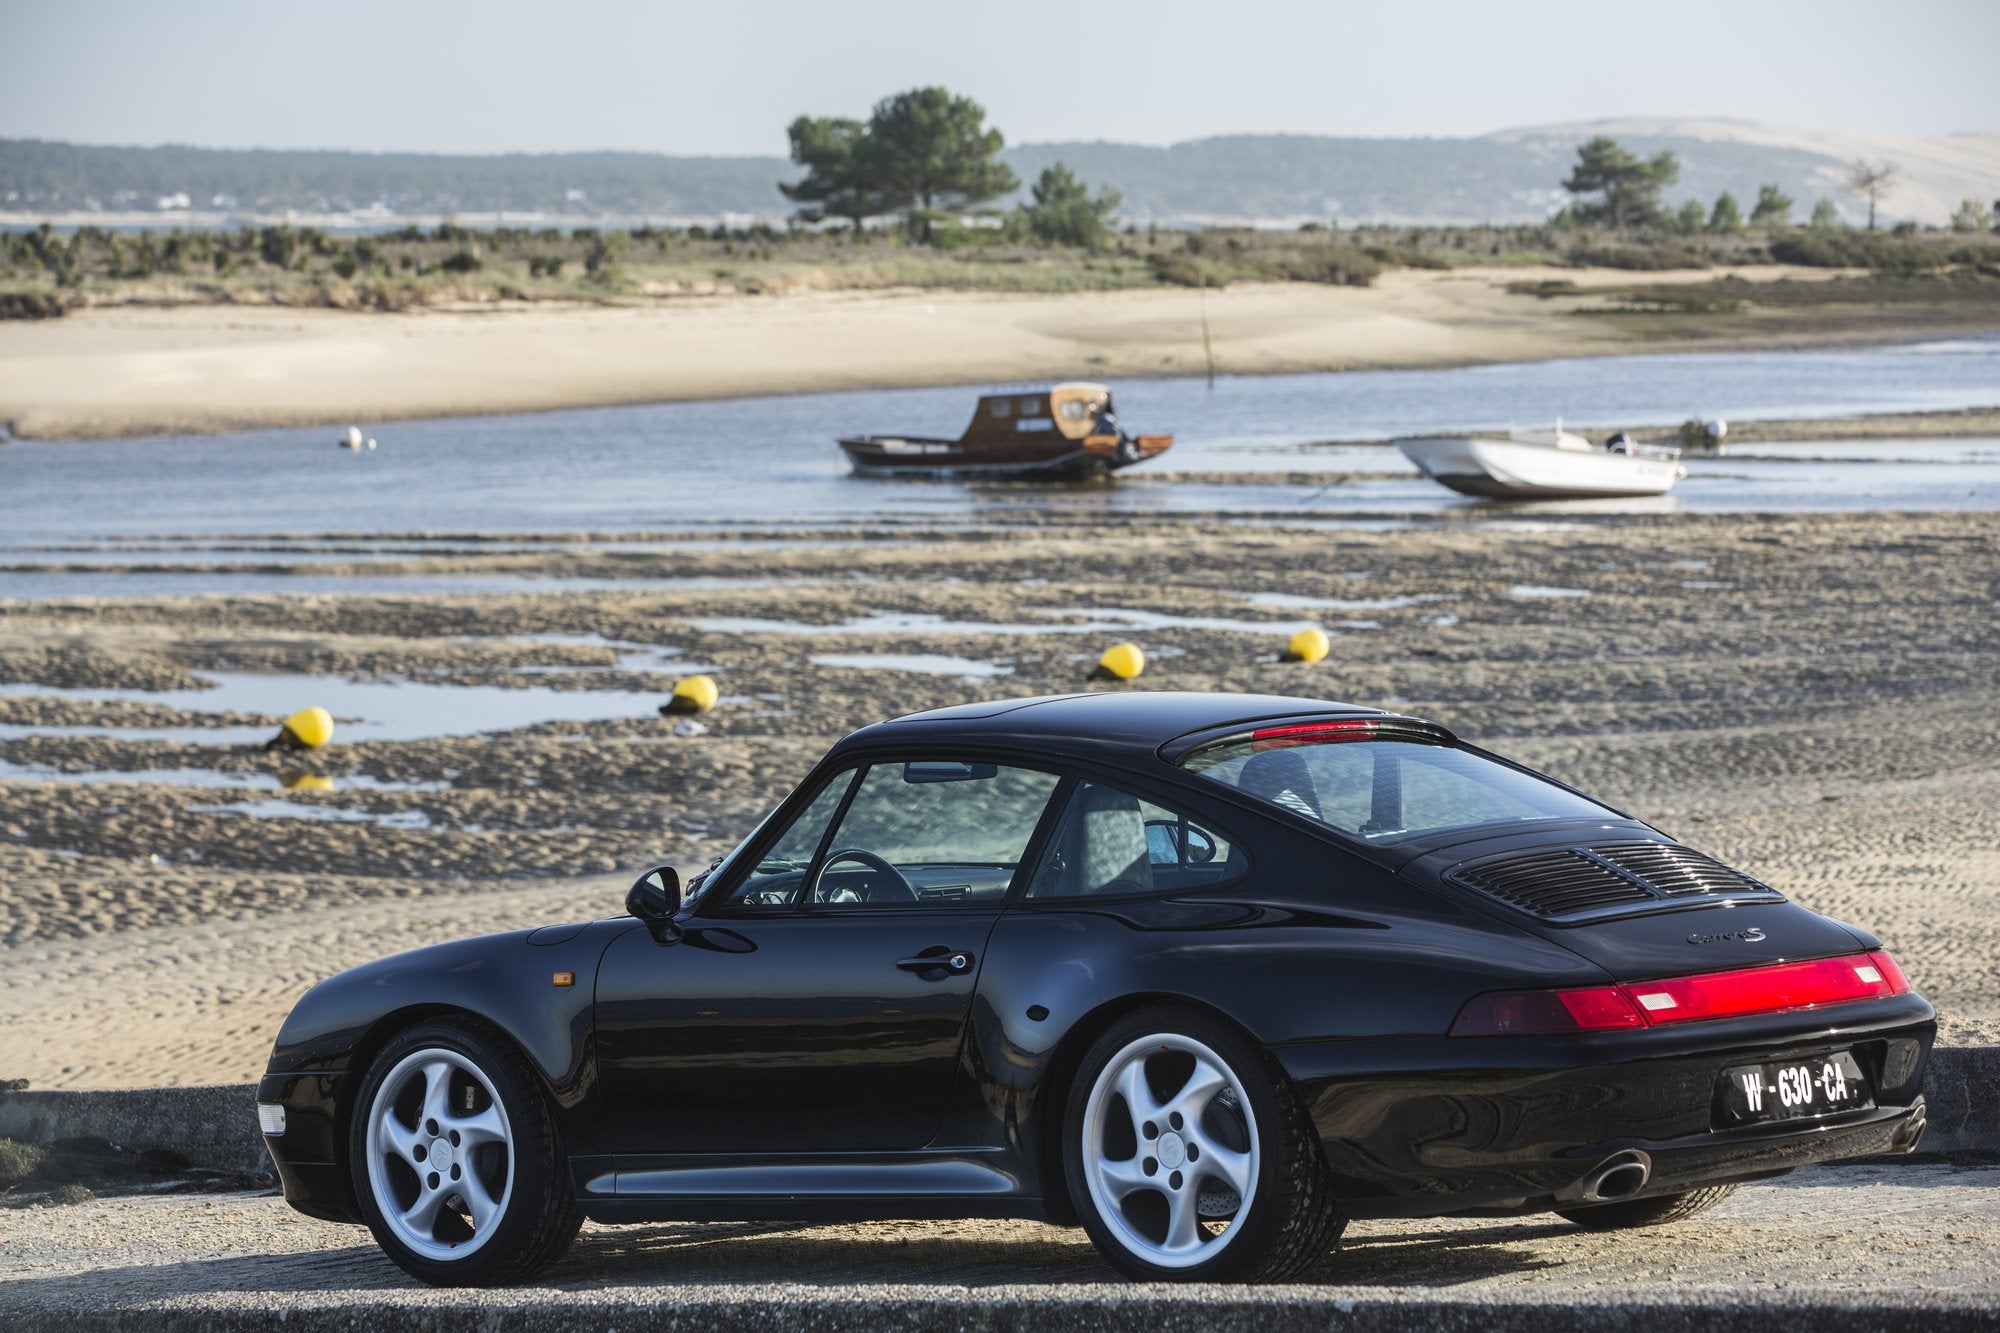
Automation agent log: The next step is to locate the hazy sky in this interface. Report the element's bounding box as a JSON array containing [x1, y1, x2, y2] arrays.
[[4, 0, 1995, 155]]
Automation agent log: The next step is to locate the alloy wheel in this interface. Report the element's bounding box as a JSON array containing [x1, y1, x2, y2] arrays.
[[1079, 1032, 1260, 1269], [363, 1046, 515, 1262]]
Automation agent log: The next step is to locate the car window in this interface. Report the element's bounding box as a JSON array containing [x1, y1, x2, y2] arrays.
[[716, 770, 859, 909], [808, 761, 1061, 907], [1184, 734, 1611, 841], [1029, 780, 1246, 899]]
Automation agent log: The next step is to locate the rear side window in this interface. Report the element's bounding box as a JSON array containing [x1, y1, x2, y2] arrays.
[[1184, 731, 1611, 841], [1030, 780, 1246, 899]]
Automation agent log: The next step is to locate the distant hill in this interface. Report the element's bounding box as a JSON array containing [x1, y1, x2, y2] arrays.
[[3, 121, 1991, 228], [1489, 117, 2000, 228]]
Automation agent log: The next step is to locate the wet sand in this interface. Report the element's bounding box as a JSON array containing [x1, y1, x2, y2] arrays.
[[0, 509, 1994, 1087], [1, 265, 1989, 441]]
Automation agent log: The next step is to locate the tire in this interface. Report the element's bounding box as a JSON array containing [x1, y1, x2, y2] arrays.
[[1556, 1183, 1739, 1231], [348, 1016, 583, 1285], [1062, 1007, 1344, 1281]]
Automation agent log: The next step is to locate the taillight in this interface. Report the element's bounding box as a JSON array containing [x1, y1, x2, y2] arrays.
[[1863, 949, 1909, 994], [1456, 980, 1640, 1032], [1451, 951, 1911, 1036], [1450, 985, 1645, 1036]]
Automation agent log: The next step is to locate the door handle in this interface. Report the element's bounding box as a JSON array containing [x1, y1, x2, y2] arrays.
[[897, 950, 974, 975]]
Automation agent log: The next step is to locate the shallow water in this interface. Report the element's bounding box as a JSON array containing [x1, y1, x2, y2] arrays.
[[0, 569, 828, 601], [1508, 585, 1594, 599], [1244, 592, 1454, 611], [0, 759, 445, 792], [683, 608, 1322, 637], [808, 653, 1015, 681], [0, 671, 675, 744], [3, 339, 1997, 546], [186, 798, 435, 829]]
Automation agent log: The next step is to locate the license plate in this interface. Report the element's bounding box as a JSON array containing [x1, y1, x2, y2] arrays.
[[1716, 1050, 1871, 1126]]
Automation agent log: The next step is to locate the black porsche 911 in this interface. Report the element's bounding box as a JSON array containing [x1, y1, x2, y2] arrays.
[[257, 692, 1932, 1285]]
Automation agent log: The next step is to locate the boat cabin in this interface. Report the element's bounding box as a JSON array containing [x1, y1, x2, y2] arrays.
[[960, 383, 1117, 448]]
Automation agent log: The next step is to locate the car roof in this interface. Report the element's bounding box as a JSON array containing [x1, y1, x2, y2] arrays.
[[838, 691, 1392, 764]]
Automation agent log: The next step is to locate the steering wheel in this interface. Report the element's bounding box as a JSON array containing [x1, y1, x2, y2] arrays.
[[810, 847, 918, 903]]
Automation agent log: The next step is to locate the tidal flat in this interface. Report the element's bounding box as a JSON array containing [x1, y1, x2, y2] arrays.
[[0, 507, 1994, 1088]]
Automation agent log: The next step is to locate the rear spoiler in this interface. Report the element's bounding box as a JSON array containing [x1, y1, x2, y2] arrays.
[[1159, 712, 1456, 766]]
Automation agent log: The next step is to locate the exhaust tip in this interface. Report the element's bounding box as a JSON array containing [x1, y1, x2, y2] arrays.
[[1593, 1161, 1649, 1200], [1570, 1149, 1654, 1202]]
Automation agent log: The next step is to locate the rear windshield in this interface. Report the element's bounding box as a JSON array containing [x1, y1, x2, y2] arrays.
[[1183, 735, 1613, 841]]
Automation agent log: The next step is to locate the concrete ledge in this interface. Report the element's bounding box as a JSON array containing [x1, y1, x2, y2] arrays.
[[0, 1082, 264, 1175], [2, 1044, 1993, 1180], [1917, 1044, 2000, 1153]]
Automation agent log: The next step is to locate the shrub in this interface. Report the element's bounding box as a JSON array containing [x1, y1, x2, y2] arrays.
[[1769, 232, 1945, 272], [1150, 253, 1220, 287], [0, 291, 71, 320], [1274, 248, 1382, 285], [1567, 243, 1707, 271], [1950, 199, 1993, 233], [0, 1138, 45, 1184], [1361, 244, 1448, 271], [439, 249, 483, 274]]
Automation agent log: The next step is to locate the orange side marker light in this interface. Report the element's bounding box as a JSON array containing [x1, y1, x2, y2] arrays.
[[553, 971, 575, 988]]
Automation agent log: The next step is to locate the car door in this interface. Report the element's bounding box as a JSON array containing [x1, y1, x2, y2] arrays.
[[594, 756, 1063, 1157]]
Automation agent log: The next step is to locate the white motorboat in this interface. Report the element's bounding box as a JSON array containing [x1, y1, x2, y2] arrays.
[[1399, 426, 1685, 499]]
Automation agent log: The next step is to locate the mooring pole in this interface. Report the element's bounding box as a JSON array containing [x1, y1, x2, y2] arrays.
[[1200, 281, 1216, 389]]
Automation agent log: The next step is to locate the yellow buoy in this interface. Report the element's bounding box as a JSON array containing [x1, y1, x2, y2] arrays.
[[1094, 642, 1146, 682], [661, 674, 719, 715], [265, 705, 335, 751], [280, 771, 335, 792], [1285, 628, 1330, 664]]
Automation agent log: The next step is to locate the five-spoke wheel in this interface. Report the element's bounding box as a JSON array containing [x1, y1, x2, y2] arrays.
[[1064, 1008, 1344, 1281], [364, 1045, 514, 1263], [349, 1017, 581, 1285], [1079, 1032, 1259, 1269]]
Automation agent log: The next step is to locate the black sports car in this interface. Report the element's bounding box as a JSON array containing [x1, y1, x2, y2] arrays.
[[258, 692, 1932, 1285]]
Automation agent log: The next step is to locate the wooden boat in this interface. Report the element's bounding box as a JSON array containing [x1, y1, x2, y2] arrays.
[[839, 383, 1172, 479], [1398, 426, 1685, 499]]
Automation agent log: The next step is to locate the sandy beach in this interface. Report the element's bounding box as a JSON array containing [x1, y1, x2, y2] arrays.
[[1, 508, 1994, 1088], [3, 264, 1991, 441]]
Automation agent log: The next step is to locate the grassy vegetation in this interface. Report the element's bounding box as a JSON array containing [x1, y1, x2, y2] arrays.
[[1509, 267, 2000, 345], [3, 218, 1995, 318]]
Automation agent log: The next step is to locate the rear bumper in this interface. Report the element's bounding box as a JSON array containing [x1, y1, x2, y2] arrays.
[[1275, 994, 1934, 1218]]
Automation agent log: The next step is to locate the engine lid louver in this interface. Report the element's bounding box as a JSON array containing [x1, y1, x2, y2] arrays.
[[1449, 842, 1782, 922]]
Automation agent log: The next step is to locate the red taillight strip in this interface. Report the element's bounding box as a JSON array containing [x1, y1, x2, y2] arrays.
[[1620, 950, 1908, 1025], [1251, 719, 1381, 748], [1451, 951, 1910, 1036]]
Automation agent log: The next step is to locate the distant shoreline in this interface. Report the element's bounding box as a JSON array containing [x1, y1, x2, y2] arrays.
[[1, 268, 1995, 442]]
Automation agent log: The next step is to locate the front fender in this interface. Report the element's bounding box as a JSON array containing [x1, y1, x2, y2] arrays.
[[264, 918, 636, 1161]]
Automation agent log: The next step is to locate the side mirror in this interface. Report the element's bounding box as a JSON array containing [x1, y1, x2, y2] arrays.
[[626, 865, 684, 944]]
